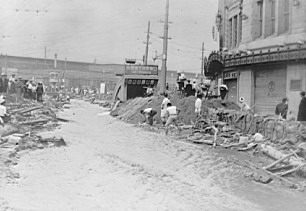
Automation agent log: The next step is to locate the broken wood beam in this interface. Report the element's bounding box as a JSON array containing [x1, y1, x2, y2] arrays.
[[263, 151, 296, 170], [19, 106, 43, 114], [261, 144, 305, 167], [245, 160, 299, 189], [276, 163, 306, 177], [20, 118, 50, 125]]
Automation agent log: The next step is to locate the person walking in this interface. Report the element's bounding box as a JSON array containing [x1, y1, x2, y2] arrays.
[[161, 93, 171, 125], [297, 91, 306, 121], [275, 97, 288, 119], [140, 108, 157, 126], [165, 102, 181, 135]]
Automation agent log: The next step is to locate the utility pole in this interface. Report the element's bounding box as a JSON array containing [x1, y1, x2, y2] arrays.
[[201, 42, 204, 82], [160, 0, 169, 94], [143, 21, 151, 65], [63, 57, 67, 89], [44, 46, 47, 68]]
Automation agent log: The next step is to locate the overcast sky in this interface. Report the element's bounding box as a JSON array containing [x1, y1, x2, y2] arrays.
[[0, 0, 218, 73]]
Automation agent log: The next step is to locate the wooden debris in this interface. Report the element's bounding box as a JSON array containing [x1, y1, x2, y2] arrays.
[[237, 143, 257, 151], [18, 106, 43, 114], [276, 163, 306, 177], [263, 151, 296, 170], [261, 144, 305, 167], [245, 160, 300, 189], [20, 118, 50, 125]]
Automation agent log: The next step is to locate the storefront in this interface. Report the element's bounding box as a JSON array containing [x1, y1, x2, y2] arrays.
[[113, 64, 159, 101], [223, 71, 238, 103], [254, 65, 287, 114]]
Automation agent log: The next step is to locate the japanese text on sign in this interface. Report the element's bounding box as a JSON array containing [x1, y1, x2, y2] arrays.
[[125, 65, 158, 75]]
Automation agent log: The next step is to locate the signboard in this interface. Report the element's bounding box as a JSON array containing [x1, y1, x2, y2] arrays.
[[126, 79, 155, 85], [224, 71, 237, 80], [125, 65, 158, 75]]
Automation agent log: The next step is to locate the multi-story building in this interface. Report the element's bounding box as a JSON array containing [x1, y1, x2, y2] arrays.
[[206, 0, 306, 116]]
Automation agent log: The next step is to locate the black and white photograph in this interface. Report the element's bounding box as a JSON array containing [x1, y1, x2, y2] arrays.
[[0, 0, 306, 210]]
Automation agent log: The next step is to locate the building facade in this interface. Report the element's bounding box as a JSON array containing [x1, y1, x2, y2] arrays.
[[0, 55, 198, 95], [206, 0, 306, 116]]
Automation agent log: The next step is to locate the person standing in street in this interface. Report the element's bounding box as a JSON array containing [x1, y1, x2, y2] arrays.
[[140, 108, 157, 126], [275, 97, 289, 119], [161, 93, 171, 125], [16, 77, 24, 98], [36, 82, 44, 102], [0, 96, 8, 138], [2, 73, 8, 94], [165, 102, 181, 135], [219, 84, 229, 101], [195, 94, 202, 118], [297, 91, 306, 121]]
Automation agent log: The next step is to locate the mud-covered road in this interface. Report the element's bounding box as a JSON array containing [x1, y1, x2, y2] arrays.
[[1, 100, 306, 211]]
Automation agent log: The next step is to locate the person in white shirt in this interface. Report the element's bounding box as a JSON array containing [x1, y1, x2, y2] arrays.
[[160, 93, 171, 125], [140, 108, 157, 126], [0, 96, 8, 126], [165, 103, 181, 135], [195, 94, 202, 117], [239, 97, 250, 112]]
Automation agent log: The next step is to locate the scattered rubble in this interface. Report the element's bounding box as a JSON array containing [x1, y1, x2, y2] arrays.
[[0, 94, 69, 181], [111, 95, 306, 190]]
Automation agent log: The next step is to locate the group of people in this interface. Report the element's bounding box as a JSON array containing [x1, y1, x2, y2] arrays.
[[140, 93, 181, 135], [275, 91, 306, 122], [0, 73, 44, 102], [176, 74, 230, 101]]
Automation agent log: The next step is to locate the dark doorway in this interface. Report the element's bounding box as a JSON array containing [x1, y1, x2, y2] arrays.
[[127, 84, 146, 99]]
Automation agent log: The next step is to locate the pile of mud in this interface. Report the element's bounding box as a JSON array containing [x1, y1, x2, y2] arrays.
[[111, 95, 240, 124]]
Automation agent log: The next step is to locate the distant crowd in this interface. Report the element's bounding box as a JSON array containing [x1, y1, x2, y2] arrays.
[[0, 73, 44, 102]]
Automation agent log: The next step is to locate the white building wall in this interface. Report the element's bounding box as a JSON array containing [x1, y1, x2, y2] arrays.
[[238, 69, 254, 107], [286, 62, 306, 117]]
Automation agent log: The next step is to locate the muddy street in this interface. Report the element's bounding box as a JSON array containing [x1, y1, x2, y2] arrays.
[[1, 100, 306, 211]]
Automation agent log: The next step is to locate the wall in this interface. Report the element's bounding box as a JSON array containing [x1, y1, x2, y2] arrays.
[[238, 0, 306, 51], [238, 69, 254, 107], [286, 62, 306, 116]]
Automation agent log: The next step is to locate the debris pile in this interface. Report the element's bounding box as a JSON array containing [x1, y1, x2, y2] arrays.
[[0, 94, 69, 180], [111, 96, 306, 189], [111, 95, 240, 124]]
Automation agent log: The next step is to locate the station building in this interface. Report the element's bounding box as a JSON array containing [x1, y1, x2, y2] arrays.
[[0, 55, 198, 96]]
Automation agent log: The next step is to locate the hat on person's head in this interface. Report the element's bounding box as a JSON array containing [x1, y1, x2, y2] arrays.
[[12, 74, 15, 76], [1, 73, 5, 76], [220, 84, 228, 89], [301, 91, 306, 97], [239, 97, 245, 102]]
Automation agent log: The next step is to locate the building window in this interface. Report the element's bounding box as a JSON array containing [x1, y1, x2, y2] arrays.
[[290, 79, 302, 91], [228, 18, 232, 48], [233, 15, 238, 47], [238, 13, 242, 44], [252, 0, 263, 40], [278, 0, 290, 34], [266, 0, 276, 36], [259, 0, 263, 37]]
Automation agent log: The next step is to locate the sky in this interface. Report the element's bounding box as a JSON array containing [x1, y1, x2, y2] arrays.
[[0, 0, 218, 73]]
